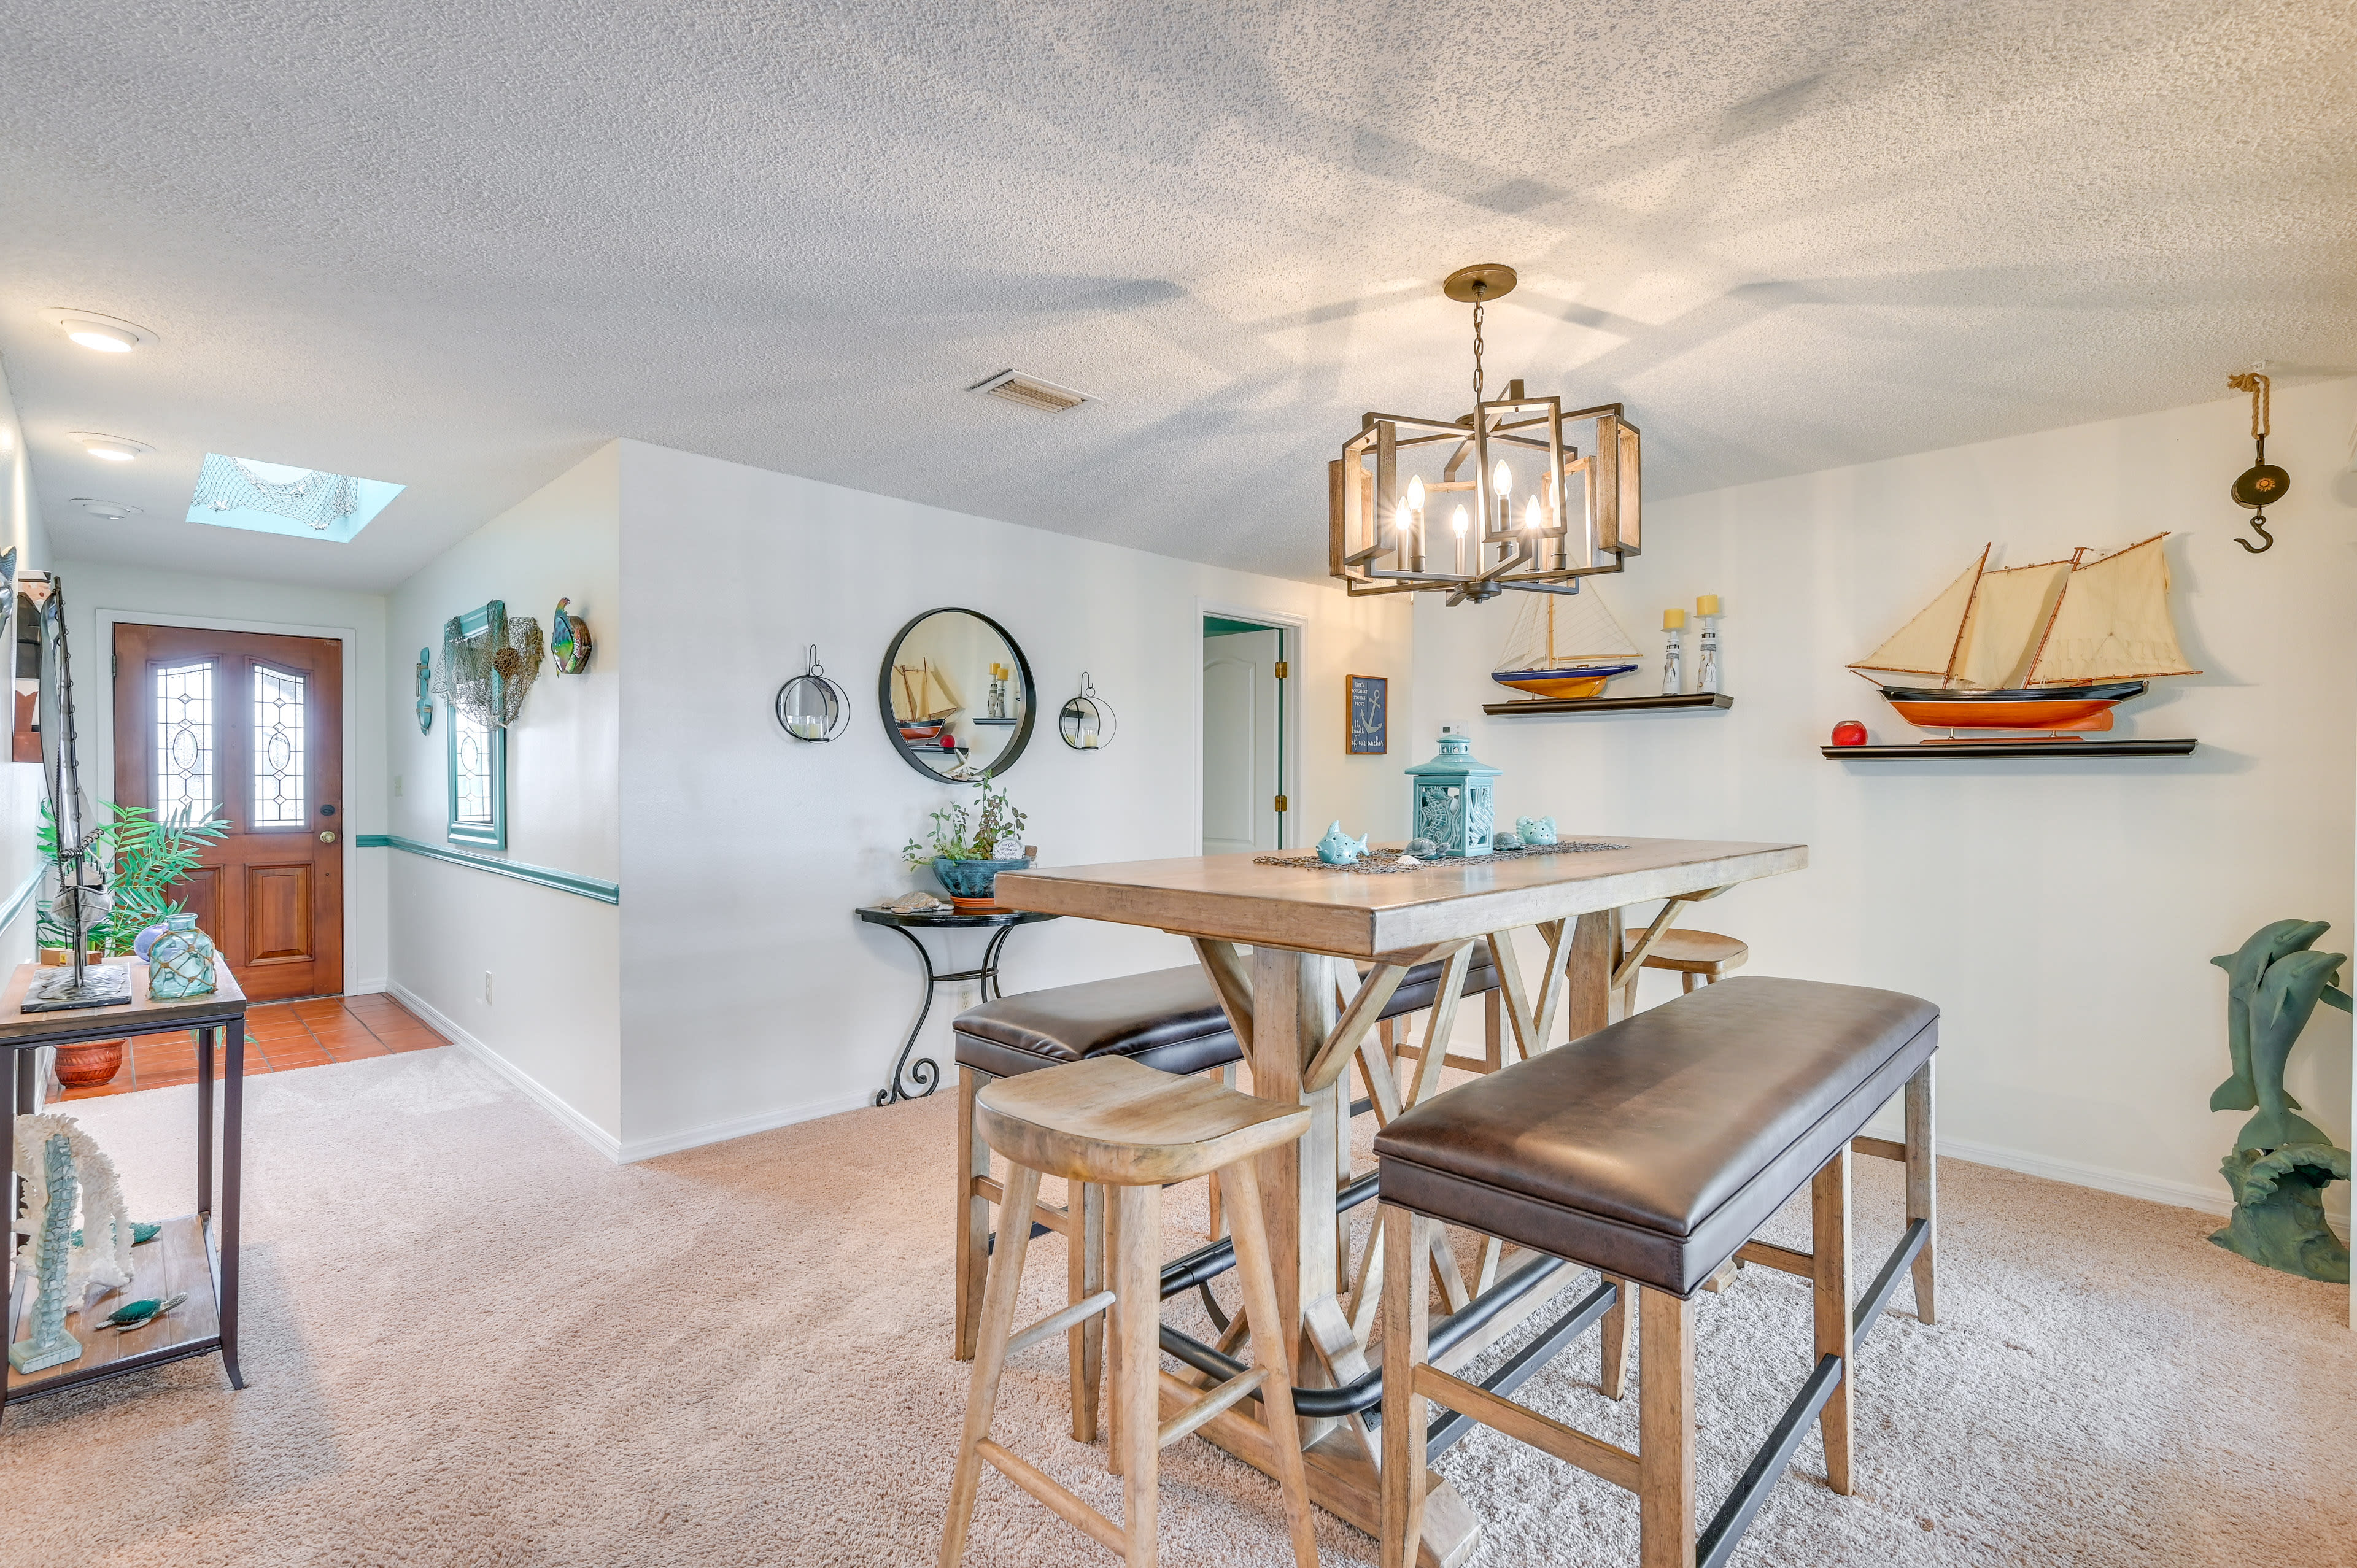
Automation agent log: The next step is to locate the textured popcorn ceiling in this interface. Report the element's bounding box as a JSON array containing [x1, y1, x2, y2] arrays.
[[1, 0, 2351, 590]]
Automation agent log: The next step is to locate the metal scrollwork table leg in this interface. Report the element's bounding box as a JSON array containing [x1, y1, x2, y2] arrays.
[[875, 922, 1023, 1107]]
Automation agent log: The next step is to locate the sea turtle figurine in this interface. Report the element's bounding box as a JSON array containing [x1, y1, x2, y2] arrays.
[[1516, 816, 1558, 846], [99, 1292, 186, 1333], [1492, 831, 1523, 851], [1316, 822, 1370, 865]]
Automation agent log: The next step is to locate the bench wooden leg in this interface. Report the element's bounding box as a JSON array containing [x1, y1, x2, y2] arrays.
[[1070, 1181, 1105, 1443], [1638, 1285, 1695, 1568], [1813, 1146, 1854, 1496], [1906, 1058, 1937, 1324], [1600, 1275, 1636, 1400], [941, 1161, 1043, 1568], [1380, 1202, 1432, 1568], [956, 1070, 994, 1361]]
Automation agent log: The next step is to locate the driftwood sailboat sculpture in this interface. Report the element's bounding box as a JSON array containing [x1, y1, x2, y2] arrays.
[[1850, 533, 2197, 737], [1492, 587, 1642, 700]]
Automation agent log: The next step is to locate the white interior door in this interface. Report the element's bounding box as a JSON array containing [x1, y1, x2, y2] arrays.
[[1202, 628, 1281, 854]]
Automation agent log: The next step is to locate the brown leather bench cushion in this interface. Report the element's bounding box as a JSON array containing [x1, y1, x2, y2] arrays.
[[1375, 977, 1937, 1297], [954, 966, 1241, 1080], [1377, 944, 1500, 1019]]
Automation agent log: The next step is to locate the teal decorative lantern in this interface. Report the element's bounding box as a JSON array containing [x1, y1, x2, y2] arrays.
[[1406, 726, 1503, 857]]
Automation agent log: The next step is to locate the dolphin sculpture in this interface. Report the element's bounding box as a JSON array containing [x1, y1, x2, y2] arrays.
[[2209, 919, 2331, 1113], [2236, 946, 2346, 1152]]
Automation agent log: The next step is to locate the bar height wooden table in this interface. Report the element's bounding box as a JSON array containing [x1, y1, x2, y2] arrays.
[[2, 962, 249, 1419], [995, 835, 1806, 1567]]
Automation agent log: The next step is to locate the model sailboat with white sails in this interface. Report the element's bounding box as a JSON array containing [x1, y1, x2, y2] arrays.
[[1849, 533, 2198, 736], [1492, 586, 1642, 700]]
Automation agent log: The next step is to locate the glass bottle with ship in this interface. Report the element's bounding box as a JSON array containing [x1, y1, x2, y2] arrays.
[[1488, 585, 1643, 705], [1848, 533, 2199, 742]]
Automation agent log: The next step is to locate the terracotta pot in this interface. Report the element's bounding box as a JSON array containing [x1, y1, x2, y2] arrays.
[[53, 1039, 126, 1089]]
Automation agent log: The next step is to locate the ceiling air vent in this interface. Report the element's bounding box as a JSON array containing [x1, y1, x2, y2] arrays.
[[969, 369, 1090, 414]]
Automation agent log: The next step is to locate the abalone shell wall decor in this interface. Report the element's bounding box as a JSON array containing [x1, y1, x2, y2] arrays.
[[551, 597, 593, 674]]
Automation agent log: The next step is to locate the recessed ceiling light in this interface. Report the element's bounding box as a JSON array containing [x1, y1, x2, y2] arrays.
[[969, 369, 1091, 414], [39, 308, 158, 353], [69, 498, 142, 520], [68, 431, 153, 462]]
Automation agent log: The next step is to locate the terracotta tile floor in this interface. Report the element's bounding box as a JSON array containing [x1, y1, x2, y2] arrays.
[[55, 993, 451, 1100]]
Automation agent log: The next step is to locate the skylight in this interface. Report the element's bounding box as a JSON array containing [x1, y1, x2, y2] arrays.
[[186, 453, 404, 543]]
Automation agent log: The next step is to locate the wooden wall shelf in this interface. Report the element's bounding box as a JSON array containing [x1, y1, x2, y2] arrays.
[[1823, 738, 2199, 759], [1484, 692, 1733, 717]]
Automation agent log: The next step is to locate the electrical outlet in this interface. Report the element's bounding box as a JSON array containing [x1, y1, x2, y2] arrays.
[[394, 774, 404, 797], [956, 985, 976, 1012], [483, 971, 494, 1005]]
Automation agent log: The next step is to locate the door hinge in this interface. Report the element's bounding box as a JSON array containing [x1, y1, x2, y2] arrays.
[[1273, 660, 1288, 679], [112, 652, 118, 679], [1274, 794, 1288, 814]]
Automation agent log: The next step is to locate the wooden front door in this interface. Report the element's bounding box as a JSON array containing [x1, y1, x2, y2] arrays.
[[113, 624, 344, 1000]]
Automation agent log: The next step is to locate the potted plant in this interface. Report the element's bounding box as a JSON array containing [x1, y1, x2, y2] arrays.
[[36, 800, 228, 1087], [902, 781, 1033, 912]]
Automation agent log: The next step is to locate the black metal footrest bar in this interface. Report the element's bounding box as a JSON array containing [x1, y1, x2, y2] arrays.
[[1156, 1170, 1382, 1303], [1158, 1250, 1574, 1421], [1425, 1278, 1619, 1459], [1853, 1218, 1929, 1340]]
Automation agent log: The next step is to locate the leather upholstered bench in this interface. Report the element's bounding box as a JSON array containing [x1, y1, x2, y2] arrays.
[[1375, 976, 1938, 1568]]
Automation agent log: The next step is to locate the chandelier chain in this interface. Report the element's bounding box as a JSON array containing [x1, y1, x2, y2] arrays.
[[1471, 296, 1485, 406]]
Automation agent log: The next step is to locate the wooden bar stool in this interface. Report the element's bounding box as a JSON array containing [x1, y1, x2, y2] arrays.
[[1625, 929, 1748, 994], [940, 1056, 1320, 1568]]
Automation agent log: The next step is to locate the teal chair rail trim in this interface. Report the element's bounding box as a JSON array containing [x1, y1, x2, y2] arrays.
[[0, 866, 43, 933], [358, 834, 619, 905]]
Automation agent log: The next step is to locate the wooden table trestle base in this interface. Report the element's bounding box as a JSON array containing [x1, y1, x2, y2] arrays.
[[2, 962, 249, 1419], [997, 836, 1807, 1567]]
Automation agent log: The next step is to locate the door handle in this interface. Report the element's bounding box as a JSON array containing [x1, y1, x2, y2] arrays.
[[319, 830, 338, 844]]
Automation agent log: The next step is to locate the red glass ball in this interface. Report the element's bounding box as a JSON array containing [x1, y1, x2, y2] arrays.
[[1830, 720, 1868, 747]]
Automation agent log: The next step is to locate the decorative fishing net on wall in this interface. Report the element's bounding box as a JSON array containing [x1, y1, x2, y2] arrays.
[[190, 454, 361, 533], [430, 601, 544, 727]]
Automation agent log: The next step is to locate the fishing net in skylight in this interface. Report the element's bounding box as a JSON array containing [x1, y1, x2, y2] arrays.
[[190, 454, 362, 533], [431, 605, 544, 728]]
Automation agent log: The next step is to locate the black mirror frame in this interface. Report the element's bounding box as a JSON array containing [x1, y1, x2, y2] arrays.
[[878, 606, 1036, 785]]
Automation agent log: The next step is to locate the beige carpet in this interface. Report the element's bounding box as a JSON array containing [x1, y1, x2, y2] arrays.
[[2, 1046, 2351, 1567]]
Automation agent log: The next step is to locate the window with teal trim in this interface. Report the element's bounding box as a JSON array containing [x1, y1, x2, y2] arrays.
[[445, 604, 508, 849]]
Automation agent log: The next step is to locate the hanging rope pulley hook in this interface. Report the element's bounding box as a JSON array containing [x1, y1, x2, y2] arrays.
[[2227, 369, 2288, 554]]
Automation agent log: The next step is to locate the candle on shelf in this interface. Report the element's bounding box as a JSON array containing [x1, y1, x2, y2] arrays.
[[1694, 595, 1722, 695], [1662, 608, 1686, 695]]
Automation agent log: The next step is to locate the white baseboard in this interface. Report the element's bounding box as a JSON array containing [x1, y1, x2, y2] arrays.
[[1940, 1133, 2350, 1225], [346, 976, 388, 995], [615, 1090, 880, 1164], [388, 981, 623, 1162]]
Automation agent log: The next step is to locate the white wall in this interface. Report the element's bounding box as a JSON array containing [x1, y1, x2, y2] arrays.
[[385, 444, 621, 1146], [0, 353, 53, 971], [1414, 377, 2357, 1216], [52, 558, 390, 989], [615, 439, 1412, 1158]]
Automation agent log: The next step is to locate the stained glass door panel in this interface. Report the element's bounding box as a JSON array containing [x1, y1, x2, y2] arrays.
[[113, 623, 344, 1000]]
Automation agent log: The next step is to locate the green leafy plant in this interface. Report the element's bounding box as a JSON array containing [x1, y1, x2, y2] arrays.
[[36, 800, 230, 956], [902, 780, 1030, 865]]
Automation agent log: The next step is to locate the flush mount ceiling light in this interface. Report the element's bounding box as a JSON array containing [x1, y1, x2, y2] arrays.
[[1329, 264, 1641, 606], [69, 498, 142, 520], [969, 369, 1090, 414], [68, 432, 153, 462], [187, 452, 404, 543], [39, 308, 157, 353]]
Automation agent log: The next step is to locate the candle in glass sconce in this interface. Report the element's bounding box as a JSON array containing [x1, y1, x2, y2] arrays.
[[1693, 595, 1722, 695], [1662, 608, 1686, 694]]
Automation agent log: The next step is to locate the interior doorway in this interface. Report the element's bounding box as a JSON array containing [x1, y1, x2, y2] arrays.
[[112, 622, 345, 1000], [1201, 615, 1290, 854]]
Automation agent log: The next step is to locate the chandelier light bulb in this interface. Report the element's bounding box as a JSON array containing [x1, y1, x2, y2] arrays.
[[1523, 496, 1541, 531], [1450, 505, 1469, 536], [1392, 498, 1410, 542], [1492, 459, 1512, 496], [1406, 474, 1425, 511]]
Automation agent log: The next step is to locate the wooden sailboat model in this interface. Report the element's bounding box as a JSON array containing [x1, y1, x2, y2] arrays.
[[1850, 534, 2198, 737], [1492, 586, 1641, 700], [891, 658, 963, 746]]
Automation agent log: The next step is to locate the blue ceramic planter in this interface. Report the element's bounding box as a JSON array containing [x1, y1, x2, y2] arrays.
[[931, 856, 1034, 908]]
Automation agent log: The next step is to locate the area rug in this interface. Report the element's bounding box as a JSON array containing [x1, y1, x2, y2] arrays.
[[1, 1046, 2349, 1566]]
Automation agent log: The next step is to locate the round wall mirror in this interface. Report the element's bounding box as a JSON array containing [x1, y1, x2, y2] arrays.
[[879, 608, 1035, 783]]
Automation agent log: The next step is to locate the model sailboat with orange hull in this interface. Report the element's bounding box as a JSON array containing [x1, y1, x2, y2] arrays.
[[1492, 586, 1641, 700], [1849, 534, 2198, 738]]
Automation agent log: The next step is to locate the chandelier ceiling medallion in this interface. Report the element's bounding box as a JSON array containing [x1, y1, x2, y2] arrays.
[[1329, 263, 1640, 606]]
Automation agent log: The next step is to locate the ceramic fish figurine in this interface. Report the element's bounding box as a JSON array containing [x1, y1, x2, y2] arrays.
[[550, 598, 593, 675], [1515, 816, 1558, 845], [1316, 822, 1370, 865]]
